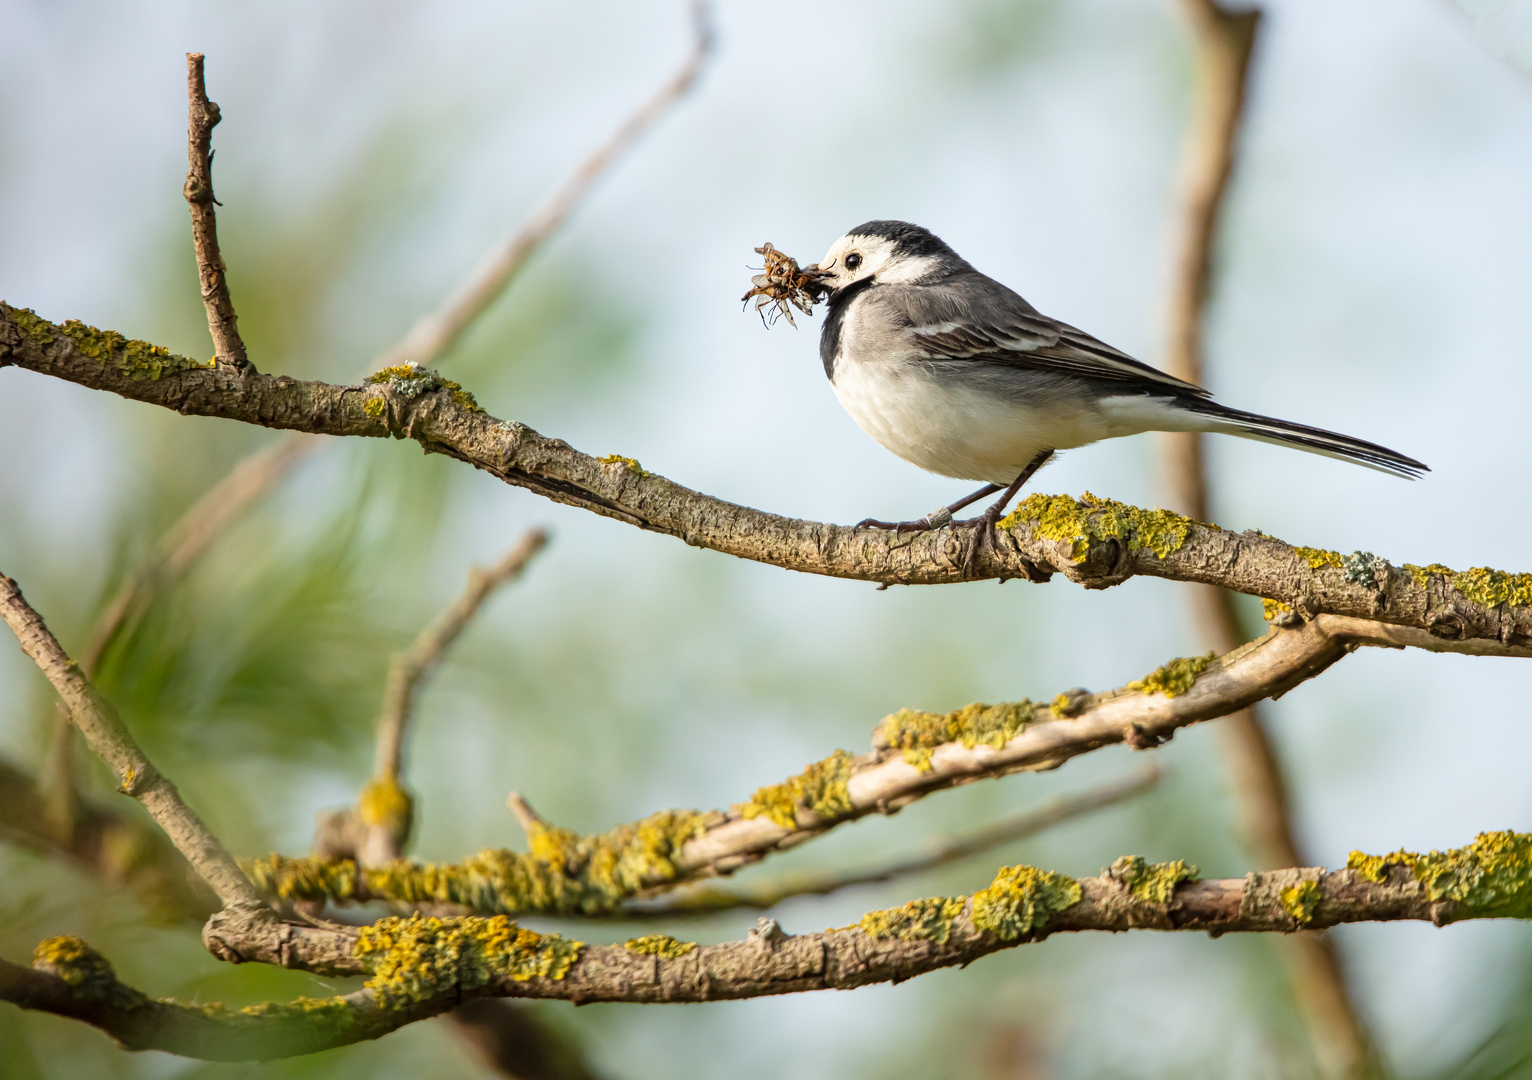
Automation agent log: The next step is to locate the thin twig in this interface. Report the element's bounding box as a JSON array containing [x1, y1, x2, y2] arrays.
[[183, 53, 251, 374], [373, 0, 715, 370], [1160, 3, 1378, 1075], [375, 528, 549, 779], [636, 765, 1161, 915], [0, 574, 262, 913], [314, 529, 550, 867]]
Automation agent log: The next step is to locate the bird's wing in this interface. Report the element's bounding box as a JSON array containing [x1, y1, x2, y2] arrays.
[[893, 277, 1210, 398]]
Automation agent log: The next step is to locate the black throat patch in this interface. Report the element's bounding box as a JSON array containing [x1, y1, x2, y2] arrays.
[[819, 277, 876, 380]]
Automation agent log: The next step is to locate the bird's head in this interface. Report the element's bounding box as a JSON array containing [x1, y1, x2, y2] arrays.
[[810, 220, 965, 293]]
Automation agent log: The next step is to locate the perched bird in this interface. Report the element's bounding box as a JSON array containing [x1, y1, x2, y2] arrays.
[[807, 220, 1426, 573]]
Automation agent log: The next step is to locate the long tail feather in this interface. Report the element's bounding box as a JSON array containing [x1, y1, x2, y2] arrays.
[[1185, 401, 1428, 478]]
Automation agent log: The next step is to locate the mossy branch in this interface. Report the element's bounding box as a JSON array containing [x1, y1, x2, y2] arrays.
[[245, 614, 1476, 918], [5, 304, 1532, 653], [13, 832, 1523, 1063]]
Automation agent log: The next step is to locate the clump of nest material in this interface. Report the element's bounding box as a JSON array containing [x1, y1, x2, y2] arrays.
[[741, 243, 828, 327]]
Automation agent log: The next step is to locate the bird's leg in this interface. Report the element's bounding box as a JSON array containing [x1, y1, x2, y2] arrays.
[[962, 449, 1055, 577], [856, 483, 1002, 533]]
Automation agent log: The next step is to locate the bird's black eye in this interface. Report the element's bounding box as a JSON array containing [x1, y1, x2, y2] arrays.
[[845, 252, 863, 271]]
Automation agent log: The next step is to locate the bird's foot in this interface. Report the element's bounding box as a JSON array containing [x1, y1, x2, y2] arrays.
[[854, 507, 954, 533], [961, 505, 1009, 578]]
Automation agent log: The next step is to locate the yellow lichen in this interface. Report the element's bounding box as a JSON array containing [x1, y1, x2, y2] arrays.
[[364, 361, 481, 412], [353, 914, 581, 1006], [1348, 833, 1532, 918], [624, 934, 697, 959], [999, 492, 1197, 561], [1280, 880, 1323, 925], [1412, 831, 1532, 917], [245, 807, 709, 916], [363, 397, 387, 419], [1112, 856, 1199, 903], [1262, 598, 1291, 623], [1346, 848, 1419, 883], [1452, 568, 1532, 610], [736, 749, 855, 829], [860, 896, 966, 944], [1402, 562, 1454, 589], [32, 936, 117, 995], [357, 775, 413, 843], [877, 700, 1035, 753], [598, 454, 649, 476], [902, 746, 934, 773], [1293, 546, 1344, 571], [6, 305, 213, 381], [1126, 653, 1215, 698], [969, 864, 1082, 940]]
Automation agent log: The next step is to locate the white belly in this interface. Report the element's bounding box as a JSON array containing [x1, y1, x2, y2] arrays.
[[830, 358, 1114, 485]]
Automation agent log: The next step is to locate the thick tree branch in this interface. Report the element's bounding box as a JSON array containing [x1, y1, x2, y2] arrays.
[[5, 304, 1531, 649], [0, 574, 263, 914], [183, 54, 251, 375]]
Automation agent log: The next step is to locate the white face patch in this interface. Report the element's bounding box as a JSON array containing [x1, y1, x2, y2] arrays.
[[815, 234, 938, 290]]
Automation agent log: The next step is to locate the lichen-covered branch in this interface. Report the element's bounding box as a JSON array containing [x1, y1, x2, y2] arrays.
[[182, 53, 250, 374], [0, 938, 437, 1060], [246, 614, 1486, 918], [12, 834, 1528, 1059], [5, 305, 1531, 650], [632, 765, 1161, 916], [374, 0, 714, 369], [0, 574, 263, 913]]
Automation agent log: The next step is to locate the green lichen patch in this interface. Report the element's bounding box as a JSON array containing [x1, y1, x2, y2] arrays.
[[878, 700, 1035, 754], [1293, 546, 1344, 571], [1112, 856, 1199, 903], [192, 996, 357, 1035], [598, 454, 649, 476], [357, 775, 413, 842], [860, 896, 966, 944], [354, 914, 582, 1006], [365, 362, 482, 412], [1344, 551, 1391, 589], [1280, 880, 1323, 925], [1452, 568, 1532, 610], [8, 306, 214, 381], [1412, 831, 1532, 918], [246, 807, 709, 916], [970, 864, 1082, 941], [999, 492, 1197, 561], [736, 749, 855, 829], [363, 397, 387, 419], [1127, 653, 1215, 698], [624, 934, 697, 959], [1345, 848, 1419, 884]]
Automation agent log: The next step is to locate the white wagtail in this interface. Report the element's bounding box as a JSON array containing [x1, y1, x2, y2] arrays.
[[799, 220, 1426, 574]]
